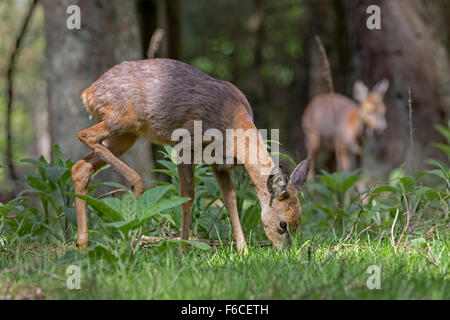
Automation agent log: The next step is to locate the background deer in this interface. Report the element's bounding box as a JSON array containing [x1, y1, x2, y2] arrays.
[[71, 58, 310, 253], [302, 79, 389, 177]]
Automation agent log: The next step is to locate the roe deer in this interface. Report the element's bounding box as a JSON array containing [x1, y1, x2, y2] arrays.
[[302, 79, 389, 177], [71, 58, 310, 253]]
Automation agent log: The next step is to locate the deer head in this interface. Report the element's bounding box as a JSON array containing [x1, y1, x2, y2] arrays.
[[354, 79, 390, 135], [261, 158, 310, 249]]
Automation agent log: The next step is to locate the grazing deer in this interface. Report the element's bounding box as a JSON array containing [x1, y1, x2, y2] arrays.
[[71, 58, 310, 253], [302, 79, 389, 177]]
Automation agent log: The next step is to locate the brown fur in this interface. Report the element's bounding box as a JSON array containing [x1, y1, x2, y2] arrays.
[[302, 79, 389, 176], [72, 58, 310, 252]]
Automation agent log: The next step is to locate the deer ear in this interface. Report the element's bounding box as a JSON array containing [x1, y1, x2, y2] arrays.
[[354, 80, 369, 102], [288, 157, 311, 191], [372, 78, 389, 98], [267, 166, 289, 204]]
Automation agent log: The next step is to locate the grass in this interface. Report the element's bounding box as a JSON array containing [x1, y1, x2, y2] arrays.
[[1, 233, 448, 300], [1, 132, 449, 300]]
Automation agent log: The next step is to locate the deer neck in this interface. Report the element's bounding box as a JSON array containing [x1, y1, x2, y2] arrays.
[[236, 127, 275, 208]]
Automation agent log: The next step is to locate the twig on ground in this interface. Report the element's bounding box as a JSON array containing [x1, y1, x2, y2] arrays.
[[317, 246, 339, 269], [396, 192, 411, 250], [405, 243, 440, 267], [138, 235, 271, 247], [390, 208, 400, 255], [356, 223, 375, 238], [343, 209, 363, 242], [207, 205, 225, 235], [425, 240, 440, 266]]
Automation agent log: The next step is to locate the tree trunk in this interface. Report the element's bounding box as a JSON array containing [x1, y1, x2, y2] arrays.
[[346, 0, 450, 170], [158, 0, 180, 59], [43, 0, 155, 186]]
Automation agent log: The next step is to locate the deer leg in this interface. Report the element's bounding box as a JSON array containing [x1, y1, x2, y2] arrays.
[[337, 145, 351, 172], [72, 132, 138, 248], [71, 153, 105, 248], [306, 131, 320, 180], [178, 163, 195, 244], [212, 167, 248, 254], [77, 121, 144, 197]]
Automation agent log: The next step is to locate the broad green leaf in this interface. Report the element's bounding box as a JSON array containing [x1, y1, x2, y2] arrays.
[[198, 176, 219, 196], [157, 159, 178, 171], [339, 175, 359, 194], [46, 166, 68, 184], [21, 158, 48, 167], [0, 204, 15, 217], [399, 176, 415, 193], [140, 197, 191, 221], [432, 142, 450, 157], [424, 169, 448, 182], [435, 123, 450, 142], [137, 185, 174, 211], [101, 197, 122, 212], [160, 145, 177, 163], [151, 169, 176, 178], [121, 193, 137, 220], [372, 185, 399, 194], [67, 192, 122, 222], [415, 187, 449, 200], [27, 176, 47, 192], [105, 219, 143, 234], [209, 222, 231, 239], [427, 159, 449, 178], [50, 145, 65, 167], [319, 173, 338, 191]]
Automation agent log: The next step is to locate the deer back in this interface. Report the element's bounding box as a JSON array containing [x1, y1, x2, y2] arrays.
[[302, 93, 363, 145], [81, 58, 253, 145]]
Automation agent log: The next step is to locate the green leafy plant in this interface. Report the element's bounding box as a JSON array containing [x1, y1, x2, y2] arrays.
[[150, 145, 263, 241], [1, 145, 75, 243], [433, 121, 450, 160], [304, 170, 360, 230]]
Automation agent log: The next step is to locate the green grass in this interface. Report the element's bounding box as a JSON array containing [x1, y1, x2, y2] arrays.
[[1, 130, 449, 300], [1, 233, 448, 299]]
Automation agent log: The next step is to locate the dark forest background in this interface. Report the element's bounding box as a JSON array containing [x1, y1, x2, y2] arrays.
[[1, 0, 449, 200]]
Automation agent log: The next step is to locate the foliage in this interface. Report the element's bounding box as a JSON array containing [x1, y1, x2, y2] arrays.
[[0, 135, 448, 298], [150, 145, 263, 240], [0, 145, 74, 245], [433, 120, 450, 160], [1, 237, 448, 299]]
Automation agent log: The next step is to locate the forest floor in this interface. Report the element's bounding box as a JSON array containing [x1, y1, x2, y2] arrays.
[[1, 235, 448, 299]]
